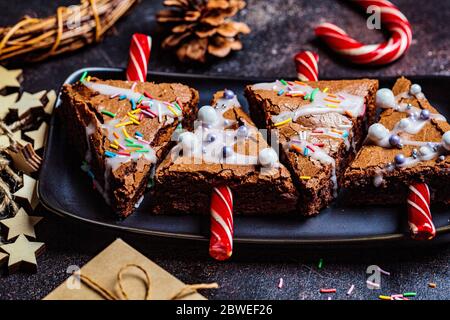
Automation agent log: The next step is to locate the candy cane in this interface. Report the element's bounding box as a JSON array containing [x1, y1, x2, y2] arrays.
[[126, 33, 152, 82], [294, 51, 319, 81], [407, 182, 436, 240], [315, 0, 412, 65], [210, 186, 234, 261]]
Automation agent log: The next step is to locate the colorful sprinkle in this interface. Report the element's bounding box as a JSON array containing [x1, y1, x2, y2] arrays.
[[110, 144, 119, 150], [135, 131, 144, 138], [122, 127, 130, 138], [320, 288, 336, 294], [347, 285, 355, 295], [295, 81, 307, 86], [86, 76, 91, 82], [166, 104, 179, 116], [280, 79, 288, 86], [131, 99, 136, 110], [87, 170, 95, 179], [323, 87, 329, 93], [273, 118, 292, 127], [300, 176, 311, 180], [137, 95, 144, 104], [278, 278, 284, 289], [141, 109, 156, 118], [79, 71, 88, 82], [174, 102, 182, 112], [344, 110, 353, 118], [428, 283, 437, 288], [144, 91, 154, 99], [290, 144, 303, 154], [303, 147, 309, 156], [318, 258, 324, 269], [119, 95, 127, 100], [105, 151, 116, 158], [118, 151, 131, 156], [126, 143, 143, 148], [342, 131, 349, 138], [101, 110, 116, 118], [130, 117, 140, 125], [324, 98, 341, 104], [131, 82, 137, 91], [326, 104, 339, 108], [277, 89, 285, 96], [113, 132, 120, 139], [125, 137, 135, 143], [313, 143, 325, 147], [136, 149, 150, 153], [115, 121, 133, 128], [402, 292, 416, 297], [110, 93, 119, 99], [310, 88, 319, 102], [379, 295, 392, 300]]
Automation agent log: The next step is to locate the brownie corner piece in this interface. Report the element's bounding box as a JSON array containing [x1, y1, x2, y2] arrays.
[[59, 77, 199, 217], [343, 77, 450, 205]]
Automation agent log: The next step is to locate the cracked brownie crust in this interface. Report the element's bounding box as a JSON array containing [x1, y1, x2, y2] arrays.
[[245, 79, 378, 215], [59, 78, 199, 217]]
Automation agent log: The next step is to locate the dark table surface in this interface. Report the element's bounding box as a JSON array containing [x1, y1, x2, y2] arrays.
[[0, 0, 449, 300]]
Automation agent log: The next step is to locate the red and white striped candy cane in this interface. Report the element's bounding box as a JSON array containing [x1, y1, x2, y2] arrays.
[[407, 182, 436, 240], [126, 33, 152, 82], [210, 186, 234, 261], [294, 51, 319, 81], [315, 0, 412, 65]]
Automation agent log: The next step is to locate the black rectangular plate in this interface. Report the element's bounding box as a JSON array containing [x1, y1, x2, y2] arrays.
[[38, 67, 450, 245]]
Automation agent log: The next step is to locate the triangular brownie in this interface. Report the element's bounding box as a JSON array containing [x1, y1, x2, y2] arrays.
[[245, 79, 378, 215], [60, 77, 199, 217], [153, 90, 298, 215], [344, 77, 450, 204]]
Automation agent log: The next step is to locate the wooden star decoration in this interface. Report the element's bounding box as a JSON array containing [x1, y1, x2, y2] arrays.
[[0, 208, 43, 241], [25, 122, 48, 150], [0, 135, 10, 149], [13, 174, 38, 209], [12, 130, 28, 147], [44, 90, 57, 115], [0, 93, 19, 119], [0, 251, 8, 267], [0, 66, 22, 91], [12, 90, 46, 117], [0, 234, 45, 273]]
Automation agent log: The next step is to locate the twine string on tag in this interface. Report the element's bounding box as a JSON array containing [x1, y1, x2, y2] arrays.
[[75, 263, 218, 300]]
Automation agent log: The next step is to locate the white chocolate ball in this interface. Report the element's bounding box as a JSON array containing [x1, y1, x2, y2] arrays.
[[198, 105, 218, 125], [442, 131, 450, 151], [179, 132, 196, 153], [398, 118, 410, 129], [419, 145, 432, 156], [258, 148, 278, 167], [376, 88, 396, 109], [368, 123, 389, 141], [410, 84, 422, 96]]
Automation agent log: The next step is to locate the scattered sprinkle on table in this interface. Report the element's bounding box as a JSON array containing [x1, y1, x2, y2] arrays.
[[318, 258, 324, 269], [347, 284, 355, 295], [278, 278, 284, 289], [379, 295, 392, 300], [320, 288, 336, 294], [403, 292, 416, 297], [428, 282, 437, 288]]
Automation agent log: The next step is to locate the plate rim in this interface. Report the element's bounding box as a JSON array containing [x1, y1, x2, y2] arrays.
[[37, 68, 450, 245]]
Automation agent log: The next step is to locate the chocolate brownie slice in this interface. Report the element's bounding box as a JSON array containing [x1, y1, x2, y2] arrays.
[[153, 90, 298, 215], [59, 77, 199, 217], [245, 79, 378, 215], [344, 77, 450, 205]]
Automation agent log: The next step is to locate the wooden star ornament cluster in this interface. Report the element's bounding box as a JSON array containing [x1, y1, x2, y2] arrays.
[[0, 65, 51, 274]]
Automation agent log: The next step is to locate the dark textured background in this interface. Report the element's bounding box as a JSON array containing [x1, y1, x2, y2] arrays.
[[0, 0, 449, 300]]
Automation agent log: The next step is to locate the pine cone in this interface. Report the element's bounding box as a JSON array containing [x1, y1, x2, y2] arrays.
[[157, 0, 251, 63]]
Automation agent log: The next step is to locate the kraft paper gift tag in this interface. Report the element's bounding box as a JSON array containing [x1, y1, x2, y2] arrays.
[[44, 239, 207, 300]]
